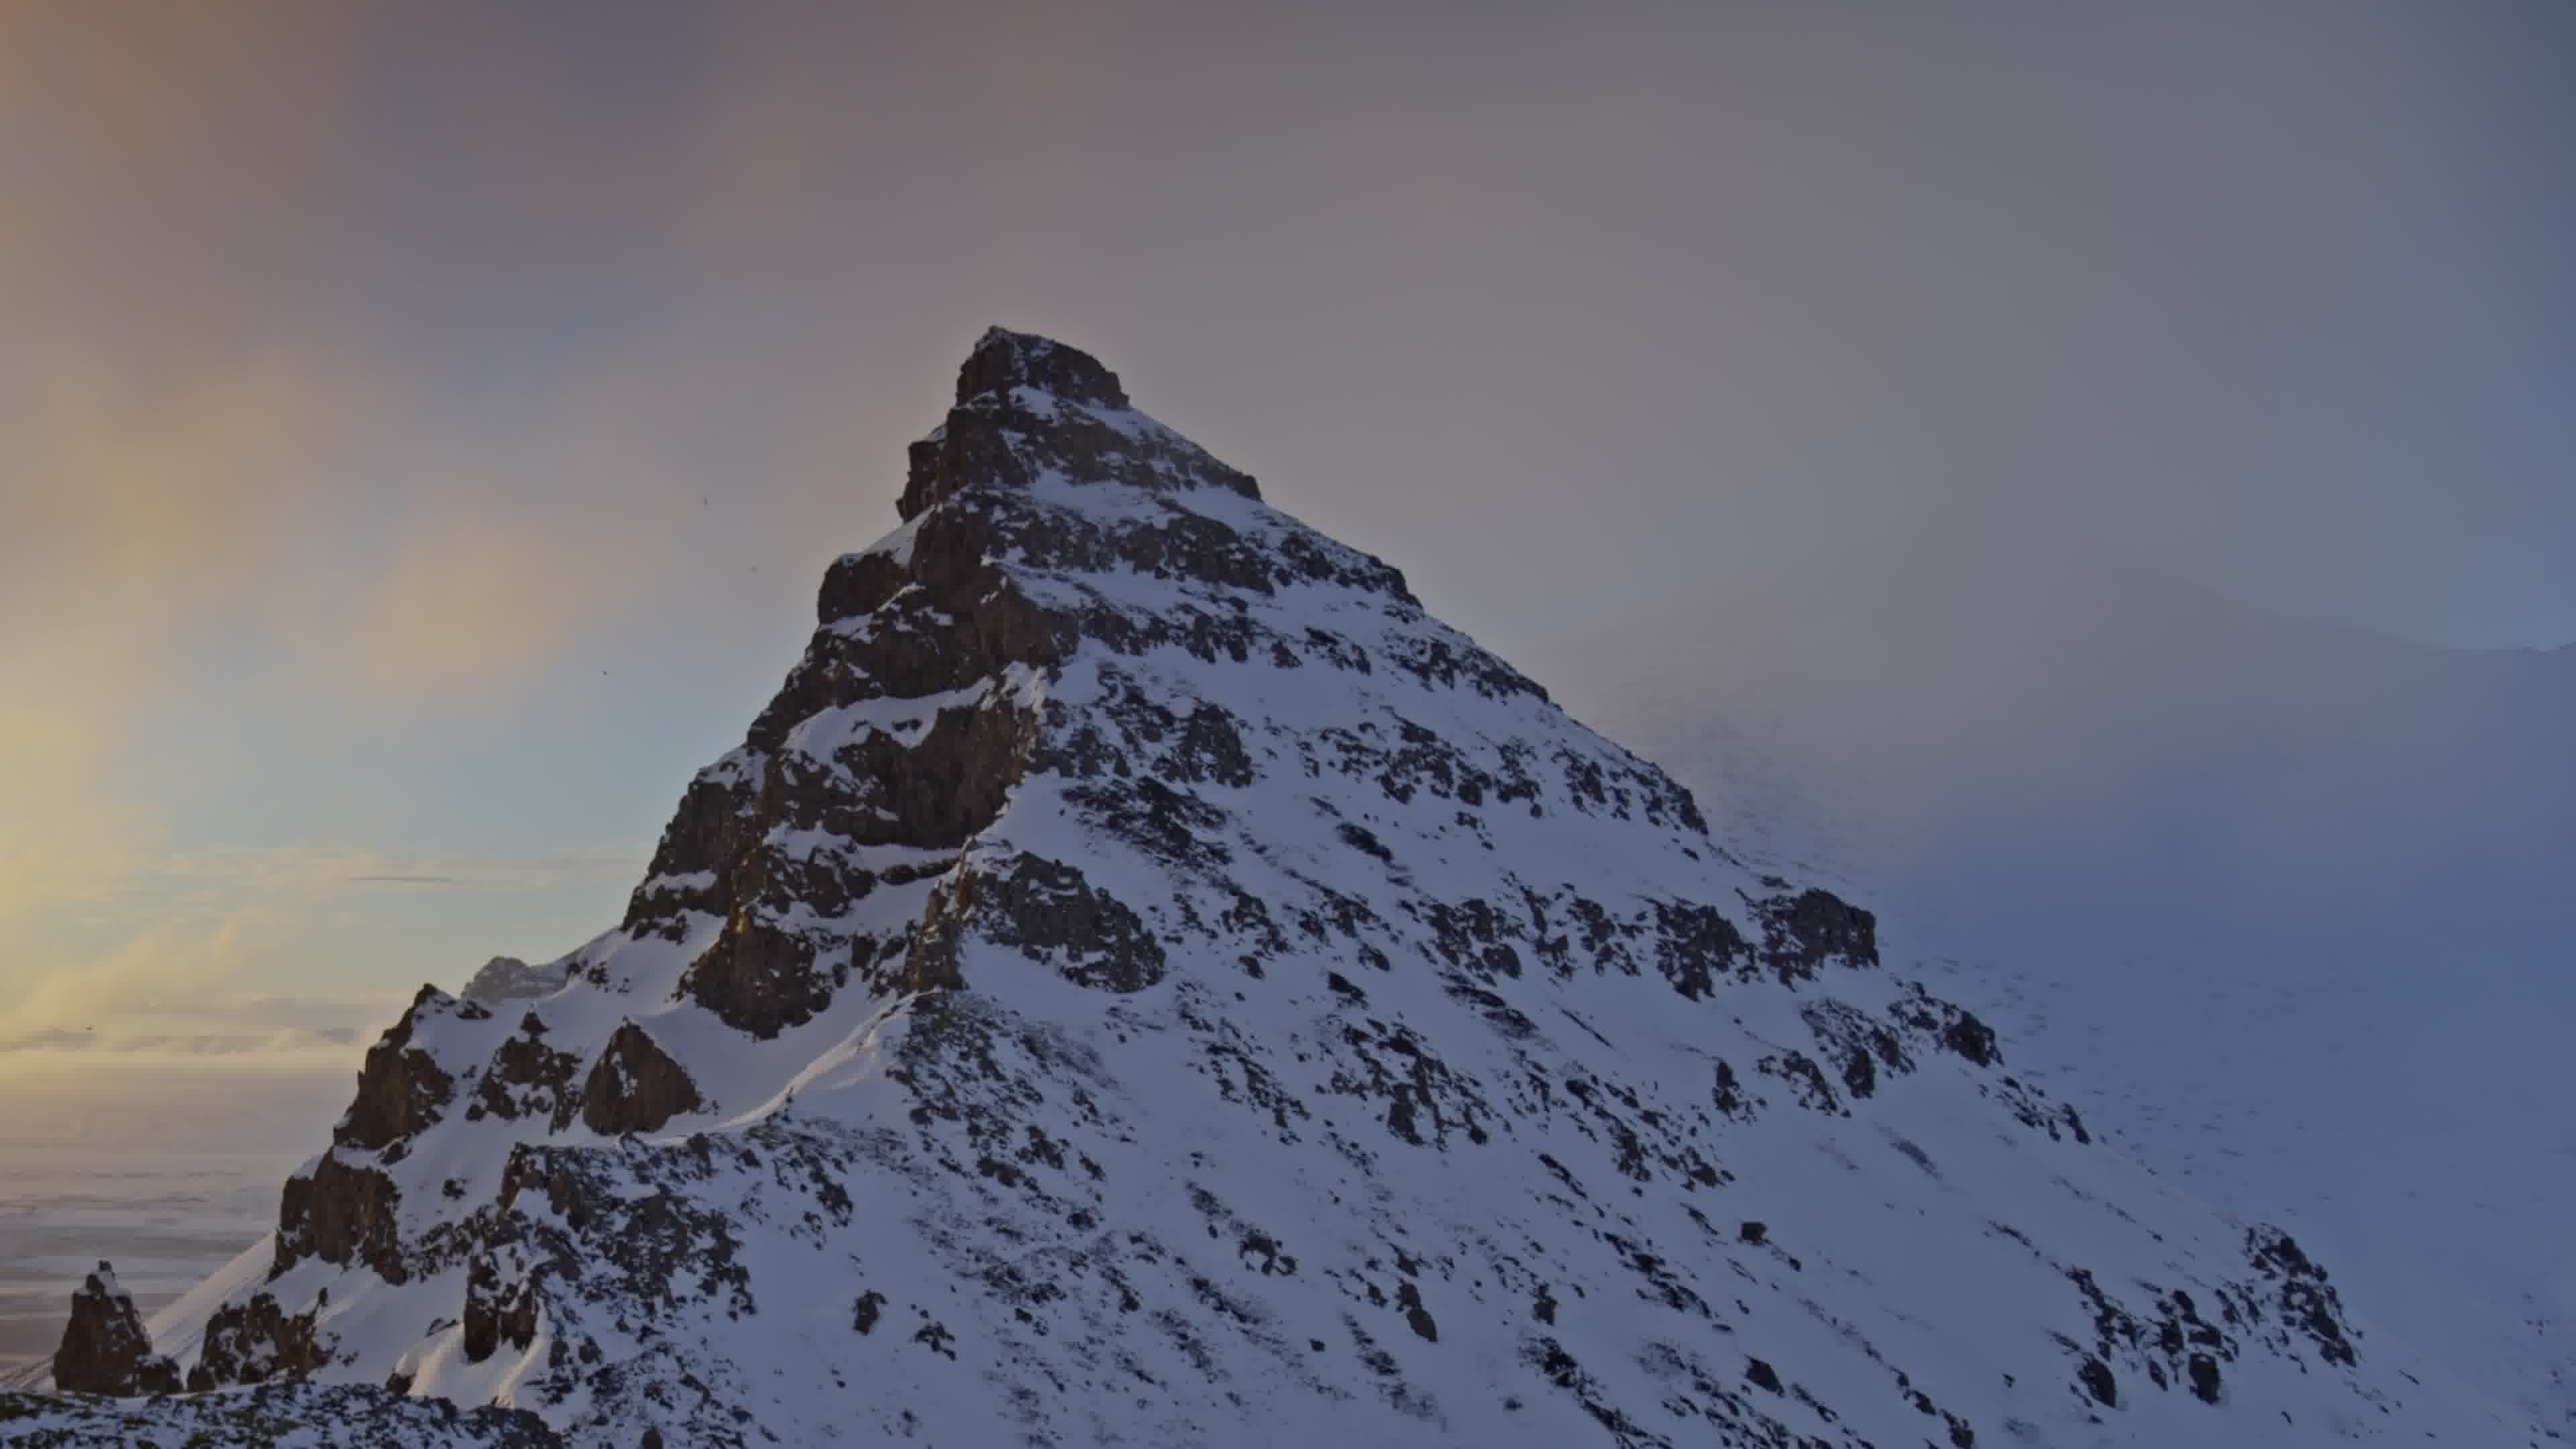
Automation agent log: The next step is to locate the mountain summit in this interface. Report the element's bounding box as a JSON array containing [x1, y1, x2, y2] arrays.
[[31, 331, 2541, 1446]]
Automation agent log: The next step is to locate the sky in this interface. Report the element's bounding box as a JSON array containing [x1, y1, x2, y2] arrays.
[[3, 1, 2571, 1082]]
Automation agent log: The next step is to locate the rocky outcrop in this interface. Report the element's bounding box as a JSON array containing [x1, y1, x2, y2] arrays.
[[463, 1244, 543, 1364], [896, 328, 1258, 521], [462, 955, 573, 1002], [1754, 886, 1880, 982], [50, 1263, 178, 1395], [678, 915, 849, 1040], [908, 851, 1167, 994], [336, 985, 458, 1152], [187, 1292, 327, 1390], [578, 1022, 702, 1136], [470, 1012, 583, 1125], [274, 1152, 408, 1283]]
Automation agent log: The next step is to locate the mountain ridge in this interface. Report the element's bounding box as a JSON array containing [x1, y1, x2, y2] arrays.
[[31, 329, 2546, 1446]]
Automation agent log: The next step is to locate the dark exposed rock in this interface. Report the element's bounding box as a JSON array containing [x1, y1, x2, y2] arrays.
[[814, 545, 911, 625], [1041, 671, 1256, 788], [189, 1292, 327, 1390], [2247, 1227, 2358, 1366], [464, 1246, 541, 1364], [896, 327, 1256, 523], [479, 1136, 764, 1392], [1942, 1010, 2002, 1067], [461, 955, 572, 1002], [769, 688, 1043, 849], [274, 1153, 409, 1284], [957, 327, 1129, 410], [1397, 1281, 1439, 1342], [909, 851, 1167, 993], [580, 1021, 704, 1136], [335, 985, 458, 1151], [50, 1263, 179, 1395], [1648, 902, 1753, 998], [1753, 888, 1879, 983], [2078, 1356, 2118, 1407], [621, 767, 760, 938], [681, 915, 848, 1040], [1711, 1059, 1750, 1120], [2188, 1352, 2224, 1404], [472, 1014, 582, 1126]]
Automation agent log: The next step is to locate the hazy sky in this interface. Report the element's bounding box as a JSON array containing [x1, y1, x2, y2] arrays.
[[3, 1, 2571, 1070]]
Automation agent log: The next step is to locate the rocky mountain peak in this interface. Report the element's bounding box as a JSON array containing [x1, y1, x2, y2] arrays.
[[896, 326, 1258, 521], [955, 325, 1129, 409], [44, 330, 2548, 1447]]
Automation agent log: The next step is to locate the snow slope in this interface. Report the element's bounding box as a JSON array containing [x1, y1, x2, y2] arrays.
[[1561, 519, 2576, 1434], [31, 330, 2551, 1446]]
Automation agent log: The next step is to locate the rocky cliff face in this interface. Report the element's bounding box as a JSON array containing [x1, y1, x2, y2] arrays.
[[49, 1264, 178, 1396], [50, 329, 2547, 1447]]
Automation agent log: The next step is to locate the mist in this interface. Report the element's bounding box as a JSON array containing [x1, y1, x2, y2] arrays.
[[1542, 498, 2576, 960], [1535, 493, 2576, 1424]]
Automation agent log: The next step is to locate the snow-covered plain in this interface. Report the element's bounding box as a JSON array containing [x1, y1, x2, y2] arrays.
[[23, 331, 2559, 1445]]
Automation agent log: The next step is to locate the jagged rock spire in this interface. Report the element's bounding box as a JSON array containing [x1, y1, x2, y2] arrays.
[[52, 1261, 180, 1395]]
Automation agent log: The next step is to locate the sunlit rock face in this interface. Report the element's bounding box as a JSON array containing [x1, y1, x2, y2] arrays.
[[38, 330, 2545, 1448]]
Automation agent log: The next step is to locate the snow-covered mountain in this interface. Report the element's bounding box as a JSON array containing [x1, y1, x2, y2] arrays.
[[462, 957, 576, 1004], [1555, 516, 2576, 1434], [35, 331, 2551, 1446]]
